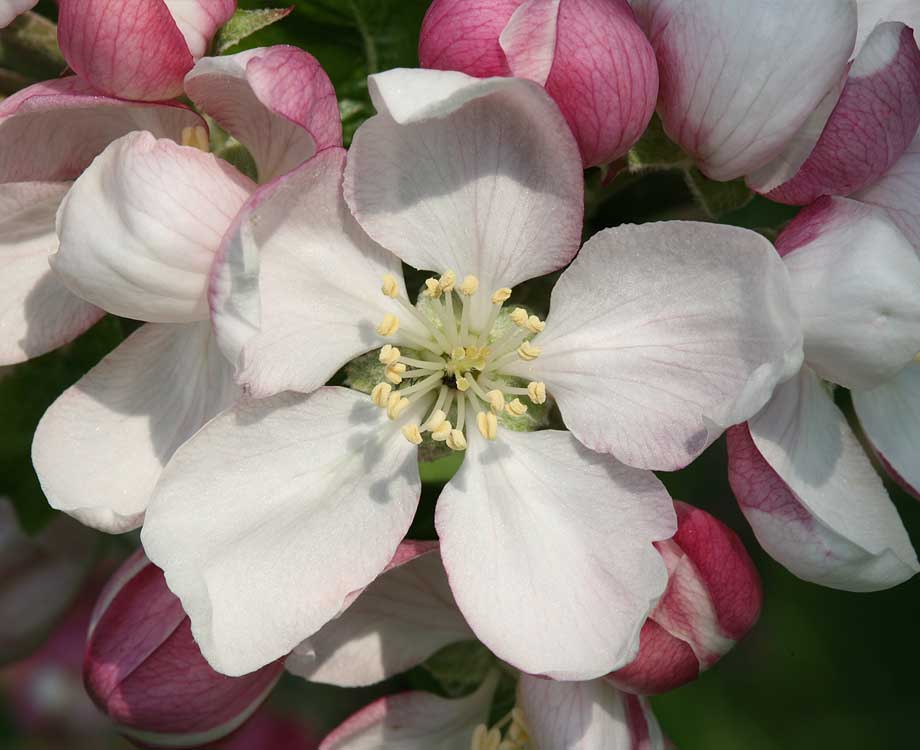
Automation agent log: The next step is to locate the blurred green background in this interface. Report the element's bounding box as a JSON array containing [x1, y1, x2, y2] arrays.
[[2, 2, 919, 748]]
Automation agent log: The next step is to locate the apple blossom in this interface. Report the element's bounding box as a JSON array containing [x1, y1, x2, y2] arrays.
[[0, 499, 97, 665], [0, 0, 38, 28], [84, 550, 283, 749], [419, 0, 658, 168], [608, 501, 762, 696], [138, 69, 801, 683], [0, 77, 205, 366], [31, 46, 341, 533], [57, 0, 237, 101], [727, 196, 920, 591]]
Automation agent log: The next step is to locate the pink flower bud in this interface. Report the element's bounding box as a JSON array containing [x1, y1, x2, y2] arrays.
[[607, 501, 762, 695], [419, 0, 658, 168], [84, 550, 283, 748]]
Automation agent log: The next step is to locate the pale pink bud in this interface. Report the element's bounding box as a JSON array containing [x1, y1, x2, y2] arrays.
[[419, 0, 658, 168], [608, 501, 762, 695], [84, 550, 283, 748]]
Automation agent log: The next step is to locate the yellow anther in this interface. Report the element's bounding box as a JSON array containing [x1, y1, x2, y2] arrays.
[[457, 376, 471, 392], [385, 362, 407, 384], [526, 315, 545, 333], [423, 277, 442, 298], [181, 125, 210, 152], [446, 428, 467, 451], [517, 341, 541, 361], [371, 382, 392, 407], [376, 313, 400, 337], [510, 307, 529, 327], [472, 725, 489, 750], [451, 346, 467, 361], [431, 420, 453, 442], [425, 409, 448, 432], [458, 275, 480, 296], [486, 389, 505, 414], [506, 398, 528, 417], [477, 411, 498, 440], [401, 423, 423, 445], [381, 274, 399, 298], [491, 288, 512, 305], [439, 270, 456, 292], [915, 352, 920, 363], [378, 344, 401, 365], [527, 381, 546, 404], [387, 394, 410, 420]]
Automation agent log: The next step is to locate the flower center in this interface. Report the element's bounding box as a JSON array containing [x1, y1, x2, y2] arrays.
[[370, 271, 547, 449], [470, 708, 532, 750]]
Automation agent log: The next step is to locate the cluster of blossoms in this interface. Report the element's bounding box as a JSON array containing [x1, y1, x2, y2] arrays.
[[1, 0, 918, 747]]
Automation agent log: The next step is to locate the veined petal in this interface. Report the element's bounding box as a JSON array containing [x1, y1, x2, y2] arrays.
[[777, 197, 920, 390], [0, 182, 103, 365], [852, 362, 920, 498], [32, 322, 239, 533], [499, 0, 560, 86], [210, 148, 414, 398], [436, 429, 675, 681], [519, 676, 668, 750], [185, 47, 341, 183], [287, 543, 473, 688], [419, 0, 518, 78], [754, 23, 920, 204], [53, 132, 254, 324], [0, 78, 204, 183], [640, 0, 857, 180], [727, 368, 919, 591], [0, 0, 37, 28], [320, 675, 497, 750], [57, 0, 194, 100], [854, 128, 920, 250], [141, 387, 422, 676], [345, 69, 583, 330], [508, 222, 802, 471], [856, 0, 920, 54], [163, 0, 236, 59]]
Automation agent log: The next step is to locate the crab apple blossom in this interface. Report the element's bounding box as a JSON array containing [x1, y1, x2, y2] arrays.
[[419, 0, 658, 168], [0, 77, 204, 366], [728, 197, 920, 592], [57, 0, 237, 101], [84, 550, 283, 749], [30, 46, 341, 533], [608, 501, 761, 696], [0, 499, 96, 665], [138, 69, 800, 683], [0, 0, 37, 28]]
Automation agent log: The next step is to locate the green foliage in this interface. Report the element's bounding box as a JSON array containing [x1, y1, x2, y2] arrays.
[[214, 7, 294, 54], [420, 640, 496, 698], [684, 167, 755, 219], [0, 12, 64, 94], [627, 114, 689, 172]]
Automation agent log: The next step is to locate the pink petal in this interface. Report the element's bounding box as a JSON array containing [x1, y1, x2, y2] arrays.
[[0, 78, 205, 183], [755, 23, 920, 204], [498, 0, 560, 85], [57, 0, 194, 100], [419, 0, 519, 77], [605, 618, 699, 696], [186, 47, 341, 183], [163, 0, 236, 59]]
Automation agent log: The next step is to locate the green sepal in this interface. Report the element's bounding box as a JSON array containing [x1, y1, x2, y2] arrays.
[[421, 640, 497, 698], [627, 114, 690, 172], [214, 7, 294, 54], [683, 167, 754, 218]]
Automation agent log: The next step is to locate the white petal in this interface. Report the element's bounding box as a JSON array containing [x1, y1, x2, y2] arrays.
[[321, 676, 497, 750], [185, 47, 341, 183], [211, 148, 414, 398], [0, 181, 102, 365], [53, 131, 254, 323], [436, 429, 675, 681], [140, 387, 421, 676], [0, 0, 38, 28], [288, 543, 473, 687], [779, 198, 920, 390], [508, 221, 803, 471], [345, 69, 583, 330], [32, 322, 239, 533], [641, 0, 857, 180], [852, 361, 920, 497], [163, 0, 235, 59], [747, 367, 918, 591], [856, 0, 920, 53], [519, 676, 668, 750]]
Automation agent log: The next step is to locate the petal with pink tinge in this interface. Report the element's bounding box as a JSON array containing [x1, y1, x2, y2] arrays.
[[163, 0, 236, 59], [499, 0, 560, 85], [856, 0, 920, 53], [419, 0, 518, 78], [0, 0, 37, 28]]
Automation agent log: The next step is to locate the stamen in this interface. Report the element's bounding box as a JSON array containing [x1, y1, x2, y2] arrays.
[[384, 363, 406, 384], [491, 288, 512, 305], [401, 423, 423, 445], [379, 344, 400, 365], [527, 381, 546, 404], [394, 296, 451, 351], [425, 386, 450, 427], [478, 288, 511, 346], [431, 420, 453, 442], [181, 125, 210, 151], [397, 355, 444, 370], [376, 314, 400, 337], [510, 308, 529, 328], [398, 371, 444, 397], [517, 341, 541, 361], [371, 382, 392, 407], [458, 275, 480, 296], [446, 429, 467, 451], [381, 274, 399, 298], [386, 392, 410, 420], [424, 409, 448, 432], [506, 398, 528, 417], [439, 270, 456, 293], [525, 315, 545, 333], [476, 411, 498, 440], [486, 389, 505, 414], [423, 277, 442, 298], [460, 292, 472, 341], [457, 376, 471, 392], [456, 394, 467, 433]]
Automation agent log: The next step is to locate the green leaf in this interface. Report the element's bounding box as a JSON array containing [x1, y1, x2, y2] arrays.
[[422, 641, 496, 698], [214, 7, 294, 54], [684, 167, 754, 219], [627, 114, 690, 172]]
